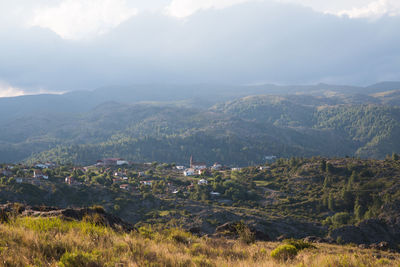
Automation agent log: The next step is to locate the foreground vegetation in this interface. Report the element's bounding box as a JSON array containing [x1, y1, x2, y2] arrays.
[[0, 216, 399, 266], [2, 156, 400, 245]]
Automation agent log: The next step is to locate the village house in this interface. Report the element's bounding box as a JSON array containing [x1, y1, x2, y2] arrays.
[[265, 155, 277, 161], [65, 176, 75, 185], [184, 168, 195, 176], [119, 184, 131, 191], [35, 164, 48, 169], [210, 191, 221, 197], [259, 166, 271, 171], [96, 158, 128, 167], [114, 171, 125, 177], [231, 167, 242, 171], [211, 163, 222, 171], [140, 181, 152, 186], [175, 166, 185, 170], [197, 169, 210, 175], [190, 156, 207, 170], [198, 179, 208, 185], [34, 170, 48, 179], [35, 162, 55, 169], [1, 169, 12, 177], [112, 177, 123, 183]]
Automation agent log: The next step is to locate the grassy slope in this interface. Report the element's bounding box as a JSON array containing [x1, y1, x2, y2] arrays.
[[0, 216, 399, 266]]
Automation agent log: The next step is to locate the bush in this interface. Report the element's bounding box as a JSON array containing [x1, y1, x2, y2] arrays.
[[90, 205, 105, 214], [283, 239, 316, 250], [167, 228, 193, 245], [270, 244, 298, 261], [58, 252, 99, 267], [82, 213, 107, 227], [0, 209, 9, 223], [234, 222, 255, 244]]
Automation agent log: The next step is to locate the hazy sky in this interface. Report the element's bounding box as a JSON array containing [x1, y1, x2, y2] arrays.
[[0, 0, 400, 96]]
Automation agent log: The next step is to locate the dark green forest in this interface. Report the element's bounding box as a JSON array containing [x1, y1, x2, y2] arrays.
[[1, 84, 400, 165]]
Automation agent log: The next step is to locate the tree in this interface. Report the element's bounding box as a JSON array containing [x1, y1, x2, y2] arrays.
[[328, 193, 335, 211], [326, 163, 334, 174], [354, 197, 364, 221], [320, 159, 327, 172], [392, 153, 399, 161]]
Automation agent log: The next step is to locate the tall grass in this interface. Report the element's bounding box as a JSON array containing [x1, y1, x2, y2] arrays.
[[0, 217, 398, 266]]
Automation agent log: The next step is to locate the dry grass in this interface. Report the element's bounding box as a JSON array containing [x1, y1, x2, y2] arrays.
[[0, 217, 399, 266]]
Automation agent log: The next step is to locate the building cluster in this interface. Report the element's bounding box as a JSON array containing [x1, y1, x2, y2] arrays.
[[183, 156, 224, 177], [96, 158, 129, 167]]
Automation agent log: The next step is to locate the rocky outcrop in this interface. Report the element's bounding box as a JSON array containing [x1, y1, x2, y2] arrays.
[[0, 204, 134, 232], [214, 221, 270, 241], [330, 219, 400, 248]]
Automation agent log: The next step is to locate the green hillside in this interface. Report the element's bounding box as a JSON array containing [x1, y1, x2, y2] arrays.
[[24, 95, 400, 165]]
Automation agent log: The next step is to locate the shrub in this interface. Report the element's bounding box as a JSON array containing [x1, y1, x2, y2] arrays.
[[0, 209, 9, 223], [234, 222, 255, 244], [58, 252, 99, 267], [167, 228, 193, 245], [270, 244, 298, 261], [283, 239, 316, 250], [138, 226, 155, 239], [90, 205, 105, 214], [83, 213, 107, 227]]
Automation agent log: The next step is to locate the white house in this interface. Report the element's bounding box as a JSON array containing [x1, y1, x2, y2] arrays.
[[117, 160, 128, 166], [210, 191, 221, 196], [34, 170, 48, 180], [120, 184, 131, 190], [35, 164, 49, 169], [176, 166, 185, 170], [190, 156, 207, 170], [184, 169, 195, 176], [198, 179, 208, 185], [211, 163, 222, 170], [231, 167, 242, 171], [259, 166, 270, 171]]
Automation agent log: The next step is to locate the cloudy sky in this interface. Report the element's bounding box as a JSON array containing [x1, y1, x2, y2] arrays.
[[0, 0, 399, 96]]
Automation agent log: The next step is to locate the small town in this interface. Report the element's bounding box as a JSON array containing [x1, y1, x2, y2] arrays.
[[0, 156, 274, 202]]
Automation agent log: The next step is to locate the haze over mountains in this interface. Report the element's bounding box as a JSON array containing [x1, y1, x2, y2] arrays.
[[1, 82, 400, 165], [1, 0, 400, 94]]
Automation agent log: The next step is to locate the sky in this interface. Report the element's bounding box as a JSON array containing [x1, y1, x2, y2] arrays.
[[0, 0, 400, 96]]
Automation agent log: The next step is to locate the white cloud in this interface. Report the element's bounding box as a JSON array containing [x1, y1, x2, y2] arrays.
[[0, 82, 66, 98], [0, 83, 25, 98], [29, 0, 138, 40], [163, 0, 400, 19], [333, 0, 400, 18], [165, 0, 258, 17]]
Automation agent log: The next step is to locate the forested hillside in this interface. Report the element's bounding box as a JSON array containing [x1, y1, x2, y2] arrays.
[[1, 83, 400, 164]]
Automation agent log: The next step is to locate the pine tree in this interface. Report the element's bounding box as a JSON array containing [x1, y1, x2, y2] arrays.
[[328, 193, 335, 211], [320, 159, 327, 172], [354, 197, 364, 221]]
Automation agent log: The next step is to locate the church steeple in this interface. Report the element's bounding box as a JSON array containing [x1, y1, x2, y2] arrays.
[[190, 155, 193, 168]]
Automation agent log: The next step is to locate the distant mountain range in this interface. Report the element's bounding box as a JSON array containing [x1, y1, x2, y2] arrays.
[[1, 82, 400, 165]]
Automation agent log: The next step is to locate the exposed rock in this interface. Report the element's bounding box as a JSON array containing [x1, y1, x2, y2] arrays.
[[303, 236, 333, 244], [369, 241, 390, 251], [214, 222, 270, 241], [330, 219, 400, 247], [1, 204, 134, 232]]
